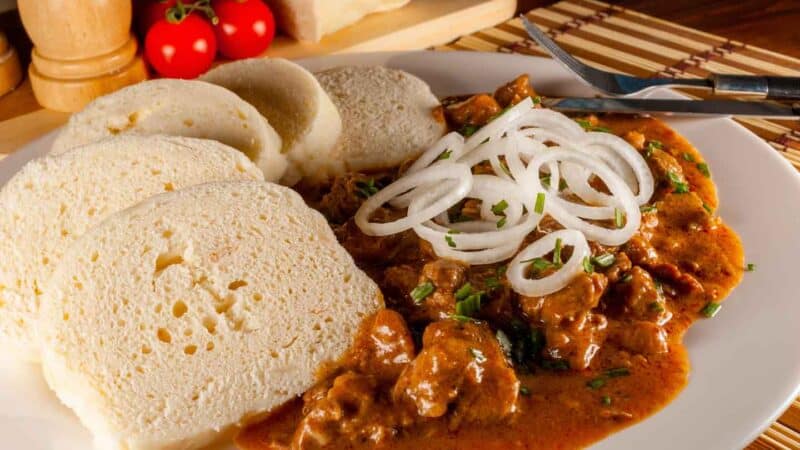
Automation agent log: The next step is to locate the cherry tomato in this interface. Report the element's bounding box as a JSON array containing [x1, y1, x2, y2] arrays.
[[211, 0, 276, 60], [145, 14, 217, 79], [136, 0, 177, 37]]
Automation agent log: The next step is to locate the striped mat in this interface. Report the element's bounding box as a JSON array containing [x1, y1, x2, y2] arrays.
[[437, 1, 800, 449]]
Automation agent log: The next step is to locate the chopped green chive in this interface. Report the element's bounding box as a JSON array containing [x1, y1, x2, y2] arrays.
[[532, 96, 542, 105], [640, 204, 657, 213], [410, 281, 435, 304], [451, 314, 474, 323], [445, 235, 457, 248], [455, 292, 483, 317], [553, 238, 563, 266], [541, 174, 551, 189], [696, 162, 710, 178], [601, 395, 612, 406], [496, 216, 507, 228], [582, 256, 594, 274], [587, 378, 606, 390], [541, 359, 570, 371], [592, 253, 616, 268], [355, 178, 379, 198], [605, 367, 631, 378], [436, 149, 453, 161], [745, 263, 756, 272], [682, 153, 696, 162], [519, 386, 532, 396], [486, 276, 502, 290], [499, 159, 511, 176], [522, 257, 555, 274], [469, 348, 487, 363], [649, 301, 665, 313], [621, 273, 633, 283], [459, 124, 479, 137], [455, 283, 473, 301], [645, 140, 662, 158], [534, 192, 546, 214], [614, 208, 625, 228], [559, 178, 569, 191], [575, 118, 611, 133], [667, 171, 690, 194], [491, 199, 509, 216], [702, 203, 714, 214], [700, 302, 721, 318]]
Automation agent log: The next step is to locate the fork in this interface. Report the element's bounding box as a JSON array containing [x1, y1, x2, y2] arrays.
[[520, 16, 800, 100]]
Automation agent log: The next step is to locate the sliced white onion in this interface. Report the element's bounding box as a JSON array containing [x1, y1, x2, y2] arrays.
[[507, 229, 590, 296], [429, 239, 524, 266], [355, 162, 472, 236], [562, 132, 654, 207], [463, 96, 534, 151], [525, 149, 640, 245], [409, 175, 540, 250], [404, 131, 466, 174]]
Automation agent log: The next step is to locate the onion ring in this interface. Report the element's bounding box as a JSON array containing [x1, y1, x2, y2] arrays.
[[507, 229, 590, 296]]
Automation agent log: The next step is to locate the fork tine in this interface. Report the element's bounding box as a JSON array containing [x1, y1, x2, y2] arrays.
[[519, 16, 587, 74]]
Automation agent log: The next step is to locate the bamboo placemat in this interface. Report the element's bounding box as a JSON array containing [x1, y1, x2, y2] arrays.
[[437, 1, 800, 449]]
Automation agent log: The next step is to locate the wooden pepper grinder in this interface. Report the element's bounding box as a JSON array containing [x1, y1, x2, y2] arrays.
[[0, 31, 22, 97], [18, 0, 148, 112]]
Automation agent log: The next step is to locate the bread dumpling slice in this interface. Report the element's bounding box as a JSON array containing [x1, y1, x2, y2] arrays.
[[50, 79, 287, 181], [0, 135, 263, 360], [316, 65, 446, 174], [201, 58, 343, 184], [39, 181, 382, 450]]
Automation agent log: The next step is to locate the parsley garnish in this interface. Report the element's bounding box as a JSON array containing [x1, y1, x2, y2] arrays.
[[355, 178, 379, 198], [532, 96, 542, 105], [745, 263, 756, 272], [410, 281, 435, 304]]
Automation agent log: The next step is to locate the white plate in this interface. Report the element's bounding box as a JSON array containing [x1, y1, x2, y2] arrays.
[[2, 51, 799, 450]]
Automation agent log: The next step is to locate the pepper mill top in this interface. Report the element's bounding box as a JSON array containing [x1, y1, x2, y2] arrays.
[[18, 0, 148, 112]]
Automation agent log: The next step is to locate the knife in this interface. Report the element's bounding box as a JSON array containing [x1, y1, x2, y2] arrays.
[[543, 97, 800, 119]]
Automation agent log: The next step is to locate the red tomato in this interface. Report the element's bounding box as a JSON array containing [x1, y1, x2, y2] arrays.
[[211, 0, 276, 60], [145, 14, 217, 79], [136, 0, 177, 37]]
